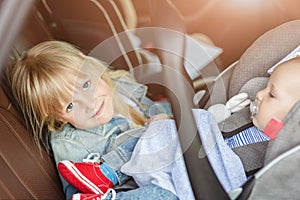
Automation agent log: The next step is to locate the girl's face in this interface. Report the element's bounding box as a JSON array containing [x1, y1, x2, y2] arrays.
[[58, 62, 114, 129], [252, 62, 300, 131]]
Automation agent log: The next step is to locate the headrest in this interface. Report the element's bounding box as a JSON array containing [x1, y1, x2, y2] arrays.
[[239, 77, 269, 101], [229, 20, 300, 98]]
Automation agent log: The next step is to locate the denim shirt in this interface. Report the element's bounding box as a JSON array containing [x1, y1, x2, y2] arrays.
[[50, 74, 172, 198]]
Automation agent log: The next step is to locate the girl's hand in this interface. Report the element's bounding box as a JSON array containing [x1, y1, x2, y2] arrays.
[[145, 113, 172, 125]]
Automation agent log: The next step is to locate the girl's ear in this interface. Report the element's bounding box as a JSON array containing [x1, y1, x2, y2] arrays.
[[59, 119, 67, 124], [56, 116, 67, 124]]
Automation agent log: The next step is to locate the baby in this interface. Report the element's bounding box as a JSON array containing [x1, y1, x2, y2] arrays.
[[252, 56, 300, 134]]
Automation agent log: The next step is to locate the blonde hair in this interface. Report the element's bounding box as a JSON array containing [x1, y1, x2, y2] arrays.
[[9, 40, 145, 150]]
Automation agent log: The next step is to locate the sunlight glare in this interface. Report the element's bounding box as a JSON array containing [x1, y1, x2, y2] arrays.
[[233, 0, 264, 7]]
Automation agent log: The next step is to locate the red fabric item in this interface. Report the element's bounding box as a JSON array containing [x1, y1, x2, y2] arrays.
[[72, 193, 104, 200], [264, 118, 285, 140], [58, 161, 113, 194]]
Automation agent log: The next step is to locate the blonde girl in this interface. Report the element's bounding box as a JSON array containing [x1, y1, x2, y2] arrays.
[[9, 41, 174, 200], [10, 41, 147, 149]]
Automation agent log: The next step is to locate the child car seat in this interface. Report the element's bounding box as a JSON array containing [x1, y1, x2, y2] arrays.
[[201, 19, 300, 199]]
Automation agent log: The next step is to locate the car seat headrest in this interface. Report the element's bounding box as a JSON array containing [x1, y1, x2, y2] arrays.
[[229, 19, 300, 98], [239, 77, 269, 101]]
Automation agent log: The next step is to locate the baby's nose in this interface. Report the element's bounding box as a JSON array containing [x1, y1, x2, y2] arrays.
[[256, 89, 264, 101]]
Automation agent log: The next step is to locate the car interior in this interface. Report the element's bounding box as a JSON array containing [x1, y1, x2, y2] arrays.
[[0, 0, 300, 199]]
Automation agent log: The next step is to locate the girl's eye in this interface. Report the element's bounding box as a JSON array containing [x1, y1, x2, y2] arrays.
[[269, 92, 275, 98], [66, 102, 74, 112], [82, 81, 91, 91]]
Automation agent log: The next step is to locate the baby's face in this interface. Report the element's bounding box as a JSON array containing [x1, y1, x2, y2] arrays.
[[252, 60, 300, 131]]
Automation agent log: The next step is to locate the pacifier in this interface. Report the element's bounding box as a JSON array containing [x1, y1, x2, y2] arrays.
[[250, 100, 259, 119]]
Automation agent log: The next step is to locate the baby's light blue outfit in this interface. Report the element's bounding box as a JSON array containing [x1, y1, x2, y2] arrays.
[[225, 126, 269, 148]]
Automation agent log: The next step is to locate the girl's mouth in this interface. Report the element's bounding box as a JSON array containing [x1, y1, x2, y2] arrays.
[[250, 100, 259, 119], [93, 101, 104, 118]]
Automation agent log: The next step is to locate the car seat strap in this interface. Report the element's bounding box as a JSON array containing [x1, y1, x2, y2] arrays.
[[218, 106, 253, 138], [232, 141, 269, 176]]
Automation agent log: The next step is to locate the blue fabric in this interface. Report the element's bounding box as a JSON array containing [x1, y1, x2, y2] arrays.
[[100, 163, 118, 185], [193, 109, 247, 192], [106, 184, 179, 200], [225, 126, 270, 148], [122, 109, 247, 200], [121, 119, 194, 200]]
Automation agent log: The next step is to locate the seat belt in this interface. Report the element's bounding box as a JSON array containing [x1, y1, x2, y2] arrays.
[[147, 0, 229, 199]]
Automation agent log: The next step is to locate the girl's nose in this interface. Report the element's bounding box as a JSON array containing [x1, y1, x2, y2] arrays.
[[85, 93, 98, 110], [75, 92, 96, 113]]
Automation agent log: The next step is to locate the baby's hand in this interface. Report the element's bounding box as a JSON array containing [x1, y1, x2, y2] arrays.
[[145, 113, 172, 125]]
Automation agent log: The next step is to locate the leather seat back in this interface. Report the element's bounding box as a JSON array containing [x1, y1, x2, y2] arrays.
[[0, 6, 65, 199], [0, 86, 65, 199]]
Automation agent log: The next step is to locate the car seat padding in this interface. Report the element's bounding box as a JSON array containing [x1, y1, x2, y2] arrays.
[[229, 20, 300, 98]]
